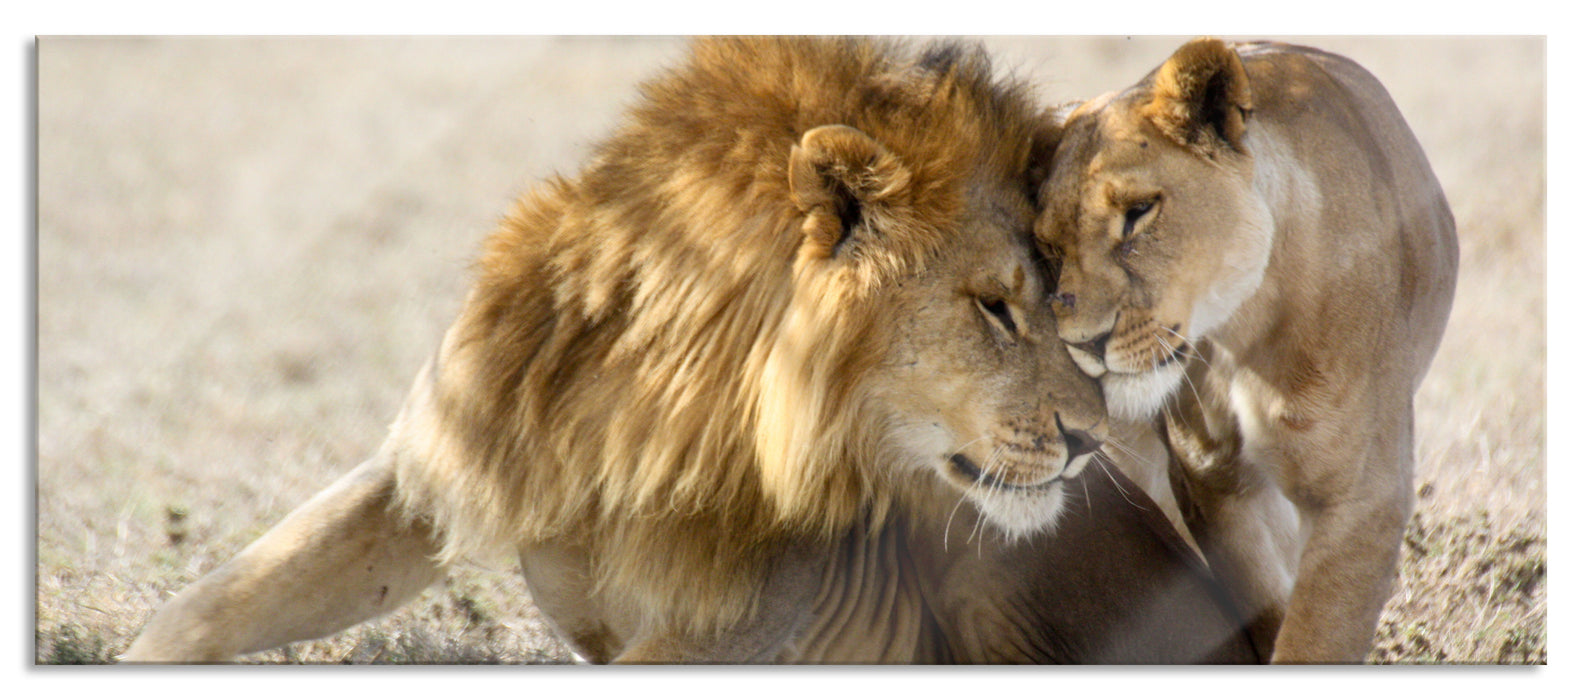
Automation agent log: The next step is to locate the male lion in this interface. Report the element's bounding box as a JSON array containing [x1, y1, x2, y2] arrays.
[[124, 37, 1253, 663], [1033, 38, 1458, 662]]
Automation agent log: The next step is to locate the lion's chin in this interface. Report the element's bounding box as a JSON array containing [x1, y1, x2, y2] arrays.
[[968, 484, 1069, 540], [1102, 364, 1186, 422]]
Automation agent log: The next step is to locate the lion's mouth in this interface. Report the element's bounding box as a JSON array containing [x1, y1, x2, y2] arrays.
[[947, 453, 1065, 493]]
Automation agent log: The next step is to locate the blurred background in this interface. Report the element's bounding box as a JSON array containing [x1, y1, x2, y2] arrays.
[[35, 36, 1544, 663]]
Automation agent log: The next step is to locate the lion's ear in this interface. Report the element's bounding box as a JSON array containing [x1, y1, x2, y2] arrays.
[[1143, 38, 1252, 157], [789, 124, 911, 258], [1025, 107, 1067, 206]]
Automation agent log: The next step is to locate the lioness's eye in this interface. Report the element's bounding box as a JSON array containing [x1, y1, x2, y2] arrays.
[[1122, 198, 1157, 237], [977, 297, 1018, 336]]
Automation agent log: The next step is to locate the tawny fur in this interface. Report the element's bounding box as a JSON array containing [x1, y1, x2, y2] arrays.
[[123, 37, 1255, 664], [1035, 38, 1457, 663], [388, 37, 1066, 639]]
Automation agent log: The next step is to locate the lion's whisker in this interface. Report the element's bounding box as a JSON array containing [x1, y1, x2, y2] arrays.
[[1095, 453, 1147, 511], [947, 434, 995, 458], [1102, 435, 1147, 463], [942, 491, 971, 551], [965, 445, 1009, 553], [1083, 476, 1093, 518], [940, 432, 1003, 552], [955, 444, 998, 551]]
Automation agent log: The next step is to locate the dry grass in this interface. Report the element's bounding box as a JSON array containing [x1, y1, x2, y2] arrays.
[[35, 36, 1544, 665], [1370, 509, 1546, 663]]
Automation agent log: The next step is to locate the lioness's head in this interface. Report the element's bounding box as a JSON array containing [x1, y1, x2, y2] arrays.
[[759, 113, 1107, 539], [1034, 38, 1274, 420]]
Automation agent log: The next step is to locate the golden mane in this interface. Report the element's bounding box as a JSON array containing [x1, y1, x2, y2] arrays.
[[391, 36, 1050, 634]]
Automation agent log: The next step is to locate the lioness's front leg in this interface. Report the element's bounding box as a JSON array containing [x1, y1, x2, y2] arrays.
[[121, 452, 444, 662], [1165, 358, 1413, 663], [1270, 413, 1415, 663], [1167, 450, 1300, 661]]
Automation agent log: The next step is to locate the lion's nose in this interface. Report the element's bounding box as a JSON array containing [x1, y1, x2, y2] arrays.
[[1061, 428, 1103, 459]]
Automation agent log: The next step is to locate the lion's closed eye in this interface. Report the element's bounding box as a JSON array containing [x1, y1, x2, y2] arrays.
[[977, 296, 1018, 336], [1121, 198, 1158, 237]]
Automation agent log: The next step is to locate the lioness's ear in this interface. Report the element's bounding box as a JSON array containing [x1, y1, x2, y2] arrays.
[[789, 124, 911, 258], [1143, 38, 1252, 157]]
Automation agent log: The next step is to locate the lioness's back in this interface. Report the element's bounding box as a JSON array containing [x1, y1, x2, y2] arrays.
[[1237, 41, 1457, 387]]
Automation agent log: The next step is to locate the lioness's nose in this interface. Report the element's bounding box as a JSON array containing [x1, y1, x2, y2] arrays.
[[1062, 428, 1103, 459]]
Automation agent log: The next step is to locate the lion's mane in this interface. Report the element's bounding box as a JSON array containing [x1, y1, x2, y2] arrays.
[[391, 37, 1049, 635]]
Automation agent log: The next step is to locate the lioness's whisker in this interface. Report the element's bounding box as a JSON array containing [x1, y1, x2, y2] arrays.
[[1157, 333, 1209, 416]]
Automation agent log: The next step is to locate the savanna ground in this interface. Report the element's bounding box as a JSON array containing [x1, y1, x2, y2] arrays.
[[35, 36, 1544, 665]]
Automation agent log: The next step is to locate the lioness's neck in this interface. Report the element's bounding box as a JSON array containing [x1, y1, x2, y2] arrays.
[[1200, 124, 1314, 358]]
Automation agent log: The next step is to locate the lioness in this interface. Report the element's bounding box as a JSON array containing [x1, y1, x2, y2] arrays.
[[1033, 38, 1457, 662], [123, 37, 1252, 663]]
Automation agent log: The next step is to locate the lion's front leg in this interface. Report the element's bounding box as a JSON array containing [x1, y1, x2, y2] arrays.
[[607, 538, 826, 664], [516, 541, 624, 664], [121, 451, 445, 663]]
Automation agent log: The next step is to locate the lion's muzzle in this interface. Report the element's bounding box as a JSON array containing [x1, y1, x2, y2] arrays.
[[948, 422, 1104, 492]]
